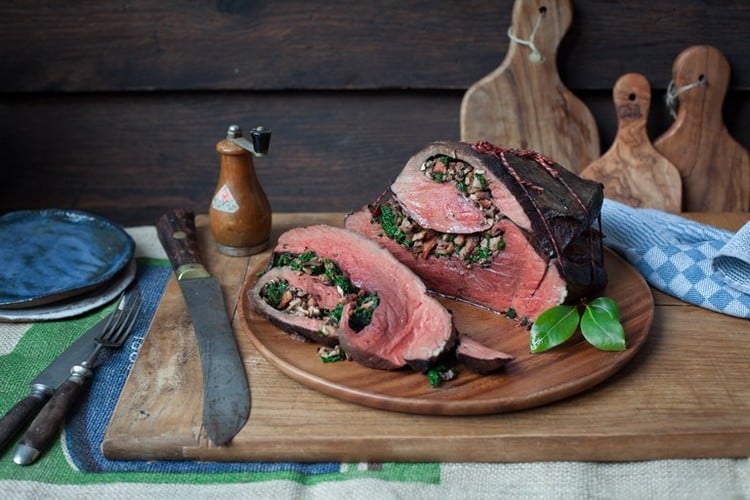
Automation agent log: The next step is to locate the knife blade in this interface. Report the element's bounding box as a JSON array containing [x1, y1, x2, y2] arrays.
[[0, 312, 109, 454], [156, 208, 250, 446]]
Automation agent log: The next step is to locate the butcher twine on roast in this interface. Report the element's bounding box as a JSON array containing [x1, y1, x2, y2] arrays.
[[248, 224, 457, 371], [345, 140, 607, 322]]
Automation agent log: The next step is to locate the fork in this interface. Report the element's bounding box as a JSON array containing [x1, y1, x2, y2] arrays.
[[13, 289, 142, 465]]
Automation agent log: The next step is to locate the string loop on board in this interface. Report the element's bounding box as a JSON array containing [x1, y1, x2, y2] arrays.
[[507, 9, 546, 62], [665, 76, 707, 118]]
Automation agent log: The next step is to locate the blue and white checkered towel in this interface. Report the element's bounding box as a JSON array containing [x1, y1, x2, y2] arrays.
[[600, 198, 750, 319]]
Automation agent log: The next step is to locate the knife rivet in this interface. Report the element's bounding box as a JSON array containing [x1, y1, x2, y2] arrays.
[[173, 231, 187, 240]]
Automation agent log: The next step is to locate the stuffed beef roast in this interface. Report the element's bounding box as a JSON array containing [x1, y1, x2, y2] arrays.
[[345, 141, 606, 321], [248, 225, 456, 371]]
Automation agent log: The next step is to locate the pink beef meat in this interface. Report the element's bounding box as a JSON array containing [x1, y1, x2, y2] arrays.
[[344, 141, 606, 321], [455, 335, 514, 374], [249, 267, 343, 346], [391, 164, 491, 234], [248, 225, 457, 371]]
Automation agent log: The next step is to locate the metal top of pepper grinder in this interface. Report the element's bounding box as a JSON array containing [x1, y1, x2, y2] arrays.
[[227, 125, 271, 156]]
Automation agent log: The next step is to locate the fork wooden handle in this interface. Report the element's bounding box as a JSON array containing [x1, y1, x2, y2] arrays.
[[13, 371, 90, 465], [0, 392, 50, 452]]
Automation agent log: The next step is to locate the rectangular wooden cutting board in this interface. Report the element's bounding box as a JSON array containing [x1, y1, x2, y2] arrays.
[[102, 213, 750, 462]]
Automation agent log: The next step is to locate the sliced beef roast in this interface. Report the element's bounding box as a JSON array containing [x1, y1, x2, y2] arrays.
[[248, 224, 456, 371], [345, 140, 606, 321], [455, 335, 514, 374], [251, 266, 343, 347]]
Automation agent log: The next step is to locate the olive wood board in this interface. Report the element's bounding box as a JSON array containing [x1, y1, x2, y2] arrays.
[[580, 73, 682, 213], [103, 213, 750, 463], [654, 45, 750, 212], [460, 0, 600, 173], [239, 249, 652, 416]]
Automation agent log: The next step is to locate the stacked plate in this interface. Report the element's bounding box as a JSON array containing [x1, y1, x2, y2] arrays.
[[0, 209, 136, 322]]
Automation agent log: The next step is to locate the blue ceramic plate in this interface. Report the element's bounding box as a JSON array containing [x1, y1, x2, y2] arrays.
[[0, 209, 135, 309], [0, 258, 136, 322]]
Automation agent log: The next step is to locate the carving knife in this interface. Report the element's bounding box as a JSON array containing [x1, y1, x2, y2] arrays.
[[156, 208, 250, 446], [0, 312, 109, 454]]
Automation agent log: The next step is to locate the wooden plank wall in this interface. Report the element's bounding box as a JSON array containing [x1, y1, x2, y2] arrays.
[[1, 1, 748, 226]]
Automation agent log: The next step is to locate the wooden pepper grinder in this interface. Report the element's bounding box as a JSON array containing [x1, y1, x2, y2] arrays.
[[209, 124, 272, 256]]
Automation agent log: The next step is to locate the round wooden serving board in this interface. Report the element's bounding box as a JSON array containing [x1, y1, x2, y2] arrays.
[[238, 249, 653, 416]]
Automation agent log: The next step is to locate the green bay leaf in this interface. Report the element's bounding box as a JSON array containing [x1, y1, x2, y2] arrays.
[[529, 304, 580, 353], [587, 296, 620, 320], [581, 303, 626, 351]]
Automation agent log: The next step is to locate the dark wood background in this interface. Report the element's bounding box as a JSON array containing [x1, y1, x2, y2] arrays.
[[1, 1, 748, 226]]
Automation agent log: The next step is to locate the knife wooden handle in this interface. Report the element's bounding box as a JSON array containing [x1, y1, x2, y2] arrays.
[[14, 378, 86, 465], [156, 208, 206, 270], [0, 392, 49, 452]]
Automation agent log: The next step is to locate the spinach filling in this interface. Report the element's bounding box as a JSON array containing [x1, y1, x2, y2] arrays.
[[260, 251, 379, 333], [371, 199, 505, 268], [370, 154, 506, 268]]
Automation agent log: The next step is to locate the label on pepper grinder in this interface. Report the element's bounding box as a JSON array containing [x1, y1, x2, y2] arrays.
[[211, 184, 240, 214]]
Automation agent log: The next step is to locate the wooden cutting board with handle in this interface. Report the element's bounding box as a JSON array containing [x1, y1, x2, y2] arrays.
[[101, 214, 750, 463], [581, 73, 682, 212], [460, 0, 599, 173], [654, 45, 750, 211]]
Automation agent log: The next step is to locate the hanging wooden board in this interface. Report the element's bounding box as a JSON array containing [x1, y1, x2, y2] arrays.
[[460, 0, 600, 173], [654, 45, 750, 211], [581, 73, 682, 212]]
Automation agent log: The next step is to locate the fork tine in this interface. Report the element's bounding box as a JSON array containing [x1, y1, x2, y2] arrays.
[[99, 289, 142, 346], [98, 293, 127, 338], [109, 292, 142, 345]]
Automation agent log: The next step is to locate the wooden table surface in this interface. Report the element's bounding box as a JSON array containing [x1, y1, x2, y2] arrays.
[[102, 212, 750, 463]]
